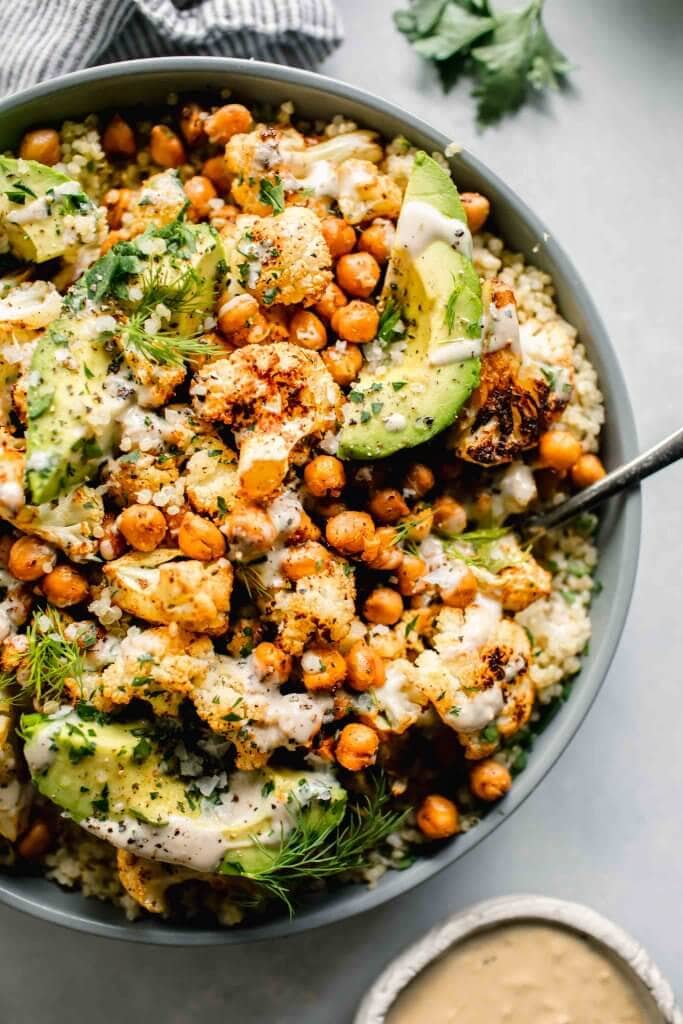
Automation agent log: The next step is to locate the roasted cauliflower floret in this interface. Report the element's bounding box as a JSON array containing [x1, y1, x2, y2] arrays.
[[474, 535, 552, 612], [183, 437, 239, 519], [114, 171, 188, 239], [104, 452, 181, 508], [352, 659, 427, 735], [336, 160, 402, 225], [265, 557, 356, 656], [230, 207, 332, 307], [103, 549, 233, 635], [192, 343, 341, 499], [0, 428, 25, 518], [121, 346, 185, 409], [0, 279, 62, 331], [0, 566, 32, 643], [13, 486, 105, 562], [225, 125, 306, 213], [0, 685, 32, 841]]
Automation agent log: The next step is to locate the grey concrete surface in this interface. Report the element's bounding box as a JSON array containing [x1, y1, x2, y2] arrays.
[[1, 1, 682, 1021]]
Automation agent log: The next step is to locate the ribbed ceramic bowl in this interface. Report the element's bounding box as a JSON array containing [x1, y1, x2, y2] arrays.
[[355, 895, 682, 1023], [0, 58, 641, 944]]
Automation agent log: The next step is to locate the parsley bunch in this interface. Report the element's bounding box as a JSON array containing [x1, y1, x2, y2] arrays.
[[394, 0, 573, 124]]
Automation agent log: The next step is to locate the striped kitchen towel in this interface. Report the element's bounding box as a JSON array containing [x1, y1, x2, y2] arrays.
[[0, 0, 344, 97]]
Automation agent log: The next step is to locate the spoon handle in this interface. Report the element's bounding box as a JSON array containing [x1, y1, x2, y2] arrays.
[[526, 426, 683, 532]]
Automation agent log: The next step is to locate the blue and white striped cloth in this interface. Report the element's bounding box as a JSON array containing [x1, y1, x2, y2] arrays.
[[0, 0, 343, 97]]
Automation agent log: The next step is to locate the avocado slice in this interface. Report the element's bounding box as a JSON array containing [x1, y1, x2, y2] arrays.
[[25, 220, 226, 505], [337, 152, 482, 460], [21, 708, 346, 874], [0, 157, 99, 264]]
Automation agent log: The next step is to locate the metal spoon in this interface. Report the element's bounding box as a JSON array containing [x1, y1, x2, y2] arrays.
[[523, 426, 683, 533]]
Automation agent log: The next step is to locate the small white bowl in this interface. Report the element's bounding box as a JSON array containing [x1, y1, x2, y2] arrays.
[[355, 894, 682, 1024]]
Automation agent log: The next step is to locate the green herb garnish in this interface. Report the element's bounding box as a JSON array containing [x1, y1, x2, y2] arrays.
[[258, 175, 286, 214], [377, 298, 405, 345], [3, 608, 85, 705]]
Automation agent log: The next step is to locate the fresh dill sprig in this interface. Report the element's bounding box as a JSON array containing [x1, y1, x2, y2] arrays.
[[7, 607, 85, 705], [391, 507, 432, 548], [223, 778, 408, 915], [443, 526, 528, 573], [377, 297, 405, 345], [235, 562, 270, 601]]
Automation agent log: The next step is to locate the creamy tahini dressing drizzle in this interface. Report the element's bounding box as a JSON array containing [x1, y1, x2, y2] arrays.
[[388, 922, 662, 1024], [396, 200, 473, 261], [428, 302, 520, 367]]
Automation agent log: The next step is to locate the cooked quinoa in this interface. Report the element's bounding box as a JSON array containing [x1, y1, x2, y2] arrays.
[[0, 97, 604, 925]]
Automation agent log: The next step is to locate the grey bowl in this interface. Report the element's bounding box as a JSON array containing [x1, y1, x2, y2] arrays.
[[0, 57, 640, 944]]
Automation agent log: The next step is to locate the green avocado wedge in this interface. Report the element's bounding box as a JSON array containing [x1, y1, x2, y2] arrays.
[[337, 152, 482, 461]]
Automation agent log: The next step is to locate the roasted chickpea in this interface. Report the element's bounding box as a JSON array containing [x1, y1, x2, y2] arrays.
[[322, 344, 363, 387], [222, 505, 277, 558], [460, 192, 491, 233], [217, 293, 268, 346], [205, 104, 252, 144], [358, 219, 395, 264], [538, 430, 582, 473], [41, 565, 89, 608], [19, 128, 60, 165], [363, 586, 404, 626], [335, 723, 379, 771], [433, 495, 467, 537], [346, 641, 386, 692], [99, 515, 127, 561], [396, 554, 427, 597], [252, 642, 292, 683], [184, 175, 218, 219], [361, 526, 403, 571], [326, 511, 375, 555], [416, 794, 460, 839], [368, 488, 409, 525], [8, 536, 57, 582], [202, 154, 232, 192], [315, 282, 348, 322], [442, 568, 478, 609], [178, 512, 226, 561], [571, 453, 606, 488], [101, 114, 136, 156], [469, 759, 512, 801], [281, 542, 330, 582], [403, 462, 435, 499], [331, 301, 379, 343], [179, 101, 206, 145], [321, 217, 356, 258], [336, 251, 381, 298], [17, 819, 52, 860], [302, 647, 347, 691], [149, 124, 186, 168], [117, 504, 167, 552], [398, 506, 433, 543], [304, 455, 346, 498], [289, 310, 327, 351]]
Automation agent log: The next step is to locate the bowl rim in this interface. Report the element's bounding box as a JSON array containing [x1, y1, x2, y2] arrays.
[[354, 894, 683, 1023], [0, 56, 641, 945]]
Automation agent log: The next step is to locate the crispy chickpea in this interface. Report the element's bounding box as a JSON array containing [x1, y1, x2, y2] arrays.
[[326, 511, 375, 555], [336, 252, 381, 298], [363, 586, 404, 626], [433, 495, 467, 537], [42, 565, 89, 608], [202, 154, 232, 193], [315, 498, 347, 520], [149, 124, 186, 168], [252, 642, 292, 683], [321, 216, 356, 258], [19, 128, 60, 165], [178, 512, 226, 561], [17, 819, 52, 860], [184, 175, 218, 219], [322, 344, 363, 387], [398, 507, 434, 544], [205, 103, 252, 144], [117, 504, 167, 552], [403, 463, 435, 500], [331, 301, 379, 343], [8, 536, 57, 582], [335, 723, 379, 771], [416, 794, 460, 840], [101, 114, 136, 157], [538, 430, 582, 473], [217, 293, 268, 346], [469, 759, 512, 801], [179, 101, 206, 145], [442, 568, 478, 609], [289, 310, 327, 351], [281, 542, 331, 582], [368, 488, 409, 525], [460, 192, 491, 233], [346, 640, 386, 692], [571, 453, 606, 488], [222, 504, 277, 557], [315, 282, 348, 322], [99, 515, 127, 561], [396, 554, 427, 597], [358, 219, 395, 264], [304, 455, 346, 498], [302, 647, 347, 691]]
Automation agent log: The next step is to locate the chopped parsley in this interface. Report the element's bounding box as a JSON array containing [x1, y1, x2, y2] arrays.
[[258, 175, 286, 214]]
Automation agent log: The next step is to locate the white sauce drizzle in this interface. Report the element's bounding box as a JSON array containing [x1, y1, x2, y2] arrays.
[[396, 200, 473, 261]]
